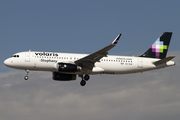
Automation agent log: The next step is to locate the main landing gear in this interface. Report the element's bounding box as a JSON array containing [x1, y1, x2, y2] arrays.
[[24, 70, 29, 80], [79, 74, 90, 86]]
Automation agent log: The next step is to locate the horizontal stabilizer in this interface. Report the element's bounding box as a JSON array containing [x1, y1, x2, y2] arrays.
[[153, 56, 175, 65]]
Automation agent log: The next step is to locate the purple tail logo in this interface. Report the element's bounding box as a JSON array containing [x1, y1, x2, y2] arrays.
[[150, 38, 167, 56]]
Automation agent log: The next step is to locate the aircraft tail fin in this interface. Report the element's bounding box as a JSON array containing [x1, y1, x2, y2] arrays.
[[140, 32, 172, 59]]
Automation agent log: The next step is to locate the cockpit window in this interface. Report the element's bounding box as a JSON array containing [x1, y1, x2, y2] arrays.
[[12, 55, 19, 58]]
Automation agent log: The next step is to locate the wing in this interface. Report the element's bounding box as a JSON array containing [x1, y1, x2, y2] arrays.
[[75, 34, 121, 71]]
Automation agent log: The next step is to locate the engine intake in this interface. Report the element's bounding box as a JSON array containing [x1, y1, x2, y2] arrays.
[[57, 63, 81, 72]]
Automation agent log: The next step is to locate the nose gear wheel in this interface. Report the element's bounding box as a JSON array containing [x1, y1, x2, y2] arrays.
[[24, 76, 28, 80], [24, 70, 29, 80]]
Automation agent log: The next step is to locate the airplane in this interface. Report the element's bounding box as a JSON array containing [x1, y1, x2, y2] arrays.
[[4, 32, 175, 86]]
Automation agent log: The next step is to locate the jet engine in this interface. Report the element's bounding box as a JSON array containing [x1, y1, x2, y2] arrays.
[[54, 63, 82, 72]]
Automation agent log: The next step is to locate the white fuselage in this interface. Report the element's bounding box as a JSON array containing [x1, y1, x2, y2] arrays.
[[4, 51, 175, 75]]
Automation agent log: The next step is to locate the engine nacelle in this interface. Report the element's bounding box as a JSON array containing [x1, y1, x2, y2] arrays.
[[52, 72, 76, 81], [55, 63, 82, 72]]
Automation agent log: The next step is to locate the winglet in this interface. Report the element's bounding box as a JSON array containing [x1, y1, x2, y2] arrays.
[[112, 34, 121, 45]]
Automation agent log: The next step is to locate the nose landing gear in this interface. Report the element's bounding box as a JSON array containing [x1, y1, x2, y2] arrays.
[[79, 74, 90, 86], [24, 70, 29, 80]]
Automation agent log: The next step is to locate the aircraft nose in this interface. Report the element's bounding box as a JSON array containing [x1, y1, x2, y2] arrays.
[[4, 59, 10, 66]]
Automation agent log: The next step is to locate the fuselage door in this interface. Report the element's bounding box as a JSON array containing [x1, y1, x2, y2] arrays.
[[138, 58, 143, 68], [25, 51, 31, 62]]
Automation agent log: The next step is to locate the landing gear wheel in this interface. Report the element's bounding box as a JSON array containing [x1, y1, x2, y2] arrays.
[[24, 76, 28, 80], [24, 70, 29, 80], [84, 74, 90, 81], [80, 80, 86, 86]]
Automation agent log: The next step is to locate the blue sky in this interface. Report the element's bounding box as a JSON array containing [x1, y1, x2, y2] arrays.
[[1, 1, 180, 120]]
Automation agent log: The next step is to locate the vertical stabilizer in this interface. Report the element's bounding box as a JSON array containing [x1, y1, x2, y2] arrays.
[[140, 32, 172, 59]]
